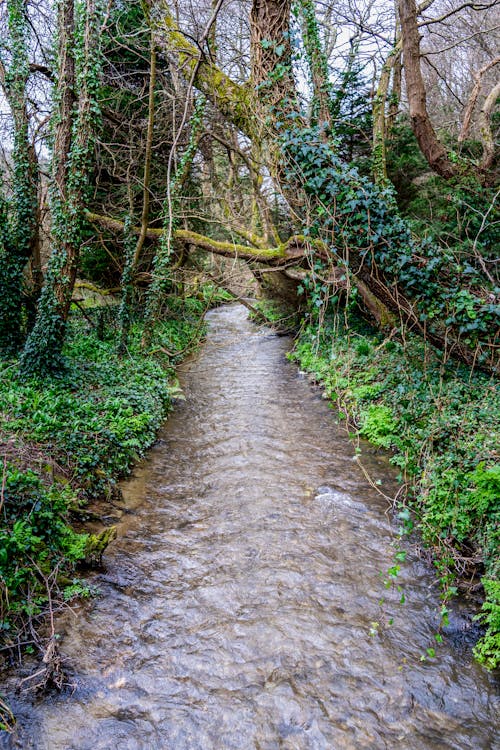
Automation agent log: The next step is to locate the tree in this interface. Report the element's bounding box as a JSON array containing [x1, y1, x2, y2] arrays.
[[0, 0, 41, 354], [20, 0, 103, 375], [144, 0, 498, 370], [398, 0, 499, 182]]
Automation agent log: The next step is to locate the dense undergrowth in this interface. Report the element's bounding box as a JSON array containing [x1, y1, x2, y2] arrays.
[[0, 293, 211, 669], [287, 309, 499, 670]]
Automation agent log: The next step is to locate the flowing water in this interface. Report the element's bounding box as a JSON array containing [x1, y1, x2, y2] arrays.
[[2, 305, 499, 749]]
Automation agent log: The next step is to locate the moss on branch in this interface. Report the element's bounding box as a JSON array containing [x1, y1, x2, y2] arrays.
[[85, 210, 325, 263], [155, 4, 255, 138]]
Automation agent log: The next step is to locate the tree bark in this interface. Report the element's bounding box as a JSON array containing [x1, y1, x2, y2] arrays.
[[156, 4, 254, 138], [0, 0, 41, 353], [399, 0, 457, 179], [478, 79, 500, 174], [20, 0, 101, 374], [373, 41, 402, 184], [298, 0, 335, 129], [250, 0, 293, 99], [458, 57, 500, 144]]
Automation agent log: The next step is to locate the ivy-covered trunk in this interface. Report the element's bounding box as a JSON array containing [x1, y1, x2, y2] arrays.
[[0, 0, 40, 356], [250, 0, 294, 108], [297, 0, 335, 129], [20, 0, 102, 376]]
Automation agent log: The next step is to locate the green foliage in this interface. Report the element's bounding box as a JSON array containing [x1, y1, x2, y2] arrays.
[[144, 95, 206, 339], [329, 46, 373, 165], [19, 254, 70, 376], [385, 123, 429, 208], [0, 192, 24, 355], [281, 126, 499, 364], [290, 312, 499, 668], [19, 0, 104, 377], [387, 124, 498, 283], [62, 579, 96, 601], [359, 405, 398, 449], [0, 0, 39, 356], [294, 0, 334, 127], [117, 214, 137, 352], [250, 298, 301, 328], [0, 467, 88, 631], [473, 579, 500, 670], [1, 296, 206, 645]]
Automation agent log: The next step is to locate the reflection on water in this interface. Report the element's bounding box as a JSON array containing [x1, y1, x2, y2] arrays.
[[2, 306, 499, 749]]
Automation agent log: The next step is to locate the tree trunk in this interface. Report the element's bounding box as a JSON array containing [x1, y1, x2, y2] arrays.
[[399, 0, 457, 179], [250, 0, 294, 104], [373, 41, 402, 184], [298, 0, 334, 129], [20, 0, 101, 375], [0, 0, 40, 354], [478, 79, 500, 175]]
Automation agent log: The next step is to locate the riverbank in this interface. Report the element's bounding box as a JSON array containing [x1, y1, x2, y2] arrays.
[[0, 293, 215, 696], [3, 302, 498, 749], [289, 311, 499, 670]]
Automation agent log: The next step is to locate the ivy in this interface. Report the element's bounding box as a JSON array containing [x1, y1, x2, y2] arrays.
[[0, 188, 23, 356], [290, 312, 499, 668], [0, 0, 39, 356], [280, 125, 499, 363], [117, 214, 137, 353], [1, 294, 209, 646], [293, 0, 335, 128], [20, 0, 104, 377]]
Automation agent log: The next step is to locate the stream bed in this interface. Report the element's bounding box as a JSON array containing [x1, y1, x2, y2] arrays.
[[2, 305, 499, 749]]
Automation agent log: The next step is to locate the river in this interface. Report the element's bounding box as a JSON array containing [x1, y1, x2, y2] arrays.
[[2, 305, 499, 749]]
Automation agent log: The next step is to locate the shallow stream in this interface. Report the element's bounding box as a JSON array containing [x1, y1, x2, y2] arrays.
[[2, 305, 499, 749]]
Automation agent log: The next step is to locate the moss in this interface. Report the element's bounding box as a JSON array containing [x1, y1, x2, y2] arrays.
[[158, 8, 255, 138]]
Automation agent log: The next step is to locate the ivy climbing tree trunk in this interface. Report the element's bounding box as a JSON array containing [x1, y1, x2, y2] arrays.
[[298, 0, 335, 130], [0, 0, 40, 355], [20, 0, 102, 375], [372, 41, 401, 184], [118, 22, 157, 352], [142, 94, 206, 346]]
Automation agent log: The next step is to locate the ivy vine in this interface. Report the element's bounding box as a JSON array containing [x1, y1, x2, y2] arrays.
[[20, 0, 104, 377], [0, 0, 39, 356], [281, 126, 499, 364]]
